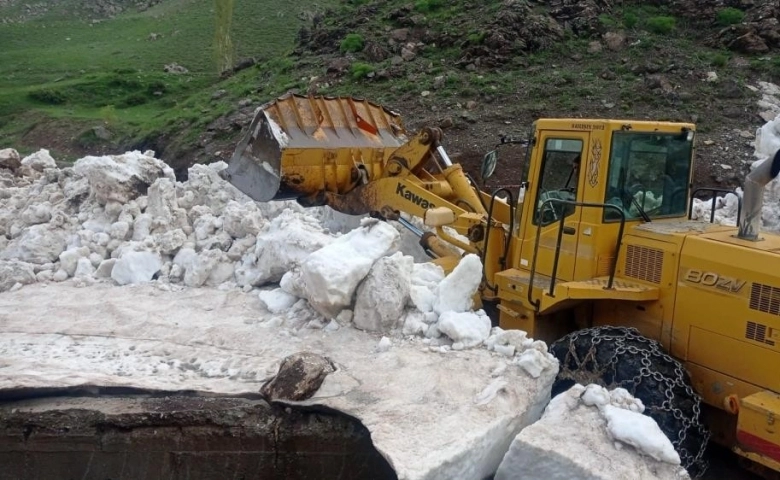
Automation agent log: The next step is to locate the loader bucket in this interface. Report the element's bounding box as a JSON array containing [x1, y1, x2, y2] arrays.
[[220, 93, 409, 202]]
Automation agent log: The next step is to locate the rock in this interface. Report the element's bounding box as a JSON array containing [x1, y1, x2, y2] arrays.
[[495, 385, 690, 480], [163, 63, 188, 74], [260, 352, 335, 401], [433, 75, 446, 89], [0, 148, 21, 171], [705, 71, 718, 82], [645, 75, 674, 94], [440, 117, 454, 129], [466, 100, 478, 110], [401, 47, 416, 61], [587, 41, 602, 53], [353, 252, 413, 333], [21, 149, 56, 171], [729, 31, 769, 54], [603, 32, 625, 51], [390, 28, 409, 42], [326, 57, 350, 74], [364, 41, 389, 62], [0, 260, 36, 292], [211, 89, 227, 100], [92, 125, 112, 140]]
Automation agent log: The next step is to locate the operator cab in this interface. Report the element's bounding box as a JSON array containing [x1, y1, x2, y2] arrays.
[[485, 119, 696, 283]]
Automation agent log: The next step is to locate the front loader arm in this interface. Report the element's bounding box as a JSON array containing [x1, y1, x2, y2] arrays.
[[221, 93, 512, 293]]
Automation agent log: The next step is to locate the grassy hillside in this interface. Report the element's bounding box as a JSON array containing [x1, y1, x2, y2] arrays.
[[0, 0, 331, 161], [1, 0, 779, 188]]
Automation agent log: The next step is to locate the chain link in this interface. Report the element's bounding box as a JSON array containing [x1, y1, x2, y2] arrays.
[[551, 325, 710, 476]]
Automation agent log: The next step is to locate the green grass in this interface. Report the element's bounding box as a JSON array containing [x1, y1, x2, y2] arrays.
[[0, 0, 334, 152]]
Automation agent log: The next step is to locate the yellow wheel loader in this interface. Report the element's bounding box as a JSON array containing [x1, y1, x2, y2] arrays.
[[221, 93, 780, 478]]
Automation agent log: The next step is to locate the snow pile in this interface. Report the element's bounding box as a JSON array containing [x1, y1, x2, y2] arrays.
[[0, 147, 559, 378], [691, 81, 780, 230], [495, 384, 690, 480]]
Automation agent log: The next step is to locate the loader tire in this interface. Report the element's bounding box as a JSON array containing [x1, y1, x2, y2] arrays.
[[549, 326, 709, 477]]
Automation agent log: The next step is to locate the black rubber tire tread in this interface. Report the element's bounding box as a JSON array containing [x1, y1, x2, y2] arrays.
[[549, 326, 709, 477]]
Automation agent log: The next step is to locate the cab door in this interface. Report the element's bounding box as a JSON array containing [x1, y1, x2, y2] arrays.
[[518, 132, 589, 281]]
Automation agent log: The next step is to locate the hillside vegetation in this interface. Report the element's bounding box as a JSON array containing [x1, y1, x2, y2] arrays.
[[1, 0, 779, 186]]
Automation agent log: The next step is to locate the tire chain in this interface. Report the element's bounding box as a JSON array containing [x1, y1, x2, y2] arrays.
[[551, 325, 710, 477]]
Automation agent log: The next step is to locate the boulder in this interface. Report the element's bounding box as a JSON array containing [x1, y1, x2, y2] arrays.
[[0, 148, 21, 171], [260, 352, 335, 401]]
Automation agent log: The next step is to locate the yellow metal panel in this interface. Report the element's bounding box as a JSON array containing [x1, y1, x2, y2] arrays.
[[685, 362, 762, 410], [674, 233, 780, 382], [688, 327, 780, 393]]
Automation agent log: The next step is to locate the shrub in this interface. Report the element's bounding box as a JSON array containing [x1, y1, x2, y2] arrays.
[[598, 14, 619, 29], [623, 12, 639, 29], [646, 16, 676, 35], [350, 62, 374, 80], [717, 8, 744, 26], [414, 0, 443, 13], [340, 33, 364, 53], [28, 88, 66, 105], [710, 52, 729, 67], [467, 32, 484, 45], [120, 93, 148, 108]]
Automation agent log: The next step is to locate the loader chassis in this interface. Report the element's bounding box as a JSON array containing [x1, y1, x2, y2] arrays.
[[224, 94, 780, 476]]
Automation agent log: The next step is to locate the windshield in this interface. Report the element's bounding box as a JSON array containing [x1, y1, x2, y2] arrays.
[[603, 131, 693, 221]]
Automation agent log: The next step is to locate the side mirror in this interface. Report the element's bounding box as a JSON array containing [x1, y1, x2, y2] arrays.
[[481, 150, 498, 180]]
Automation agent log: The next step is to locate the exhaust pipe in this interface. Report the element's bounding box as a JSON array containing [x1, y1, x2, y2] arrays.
[[738, 149, 780, 240]]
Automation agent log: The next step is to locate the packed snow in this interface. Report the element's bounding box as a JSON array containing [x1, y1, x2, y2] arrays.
[[495, 384, 690, 480]]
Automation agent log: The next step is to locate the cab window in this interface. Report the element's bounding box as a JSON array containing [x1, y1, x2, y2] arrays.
[[603, 132, 693, 221], [533, 138, 583, 226]]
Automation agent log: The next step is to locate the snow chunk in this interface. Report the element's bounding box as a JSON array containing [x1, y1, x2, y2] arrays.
[[0, 260, 36, 292], [243, 210, 334, 286], [73, 151, 174, 205], [602, 405, 681, 465], [298, 219, 399, 319], [433, 253, 482, 314], [111, 251, 162, 285], [1, 224, 67, 264], [495, 385, 689, 480], [258, 288, 299, 314], [21, 149, 57, 171], [353, 252, 413, 333], [437, 310, 491, 348]]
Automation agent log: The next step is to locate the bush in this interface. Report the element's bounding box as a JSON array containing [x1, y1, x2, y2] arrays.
[[717, 8, 744, 26], [623, 12, 639, 29], [350, 62, 374, 80], [340, 33, 364, 53], [646, 16, 676, 35], [28, 88, 66, 105], [710, 52, 729, 67], [414, 0, 443, 13]]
